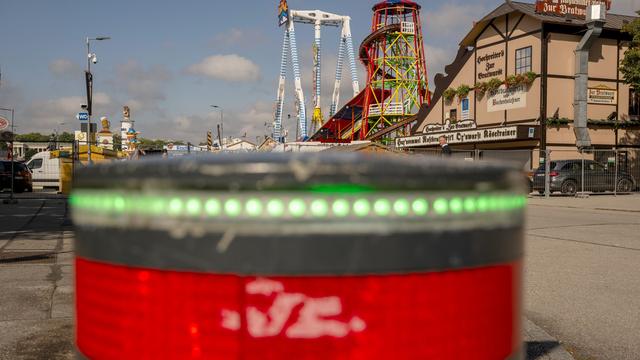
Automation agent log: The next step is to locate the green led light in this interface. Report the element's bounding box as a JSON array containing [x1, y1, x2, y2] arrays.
[[488, 197, 499, 211], [353, 199, 371, 217], [449, 198, 464, 214], [245, 198, 263, 217], [224, 199, 242, 217], [477, 197, 489, 213], [288, 199, 306, 217], [168, 198, 183, 216], [433, 198, 449, 215], [393, 199, 410, 216], [186, 198, 202, 216], [412, 199, 429, 216], [147, 197, 166, 215], [332, 199, 350, 217], [114, 196, 126, 213], [267, 199, 285, 217], [464, 197, 476, 213], [374, 199, 392, 216], [205, 199, 221, 216], [310, 199, 329, 217]]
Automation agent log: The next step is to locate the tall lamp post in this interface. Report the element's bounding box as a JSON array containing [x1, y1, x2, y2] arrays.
[[210, 105, 224, 147], [86, 36, 111, 164], [0, 107, 16, 204]]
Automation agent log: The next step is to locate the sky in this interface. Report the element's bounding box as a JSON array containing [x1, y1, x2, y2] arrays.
[[1, 0, 639, 144]]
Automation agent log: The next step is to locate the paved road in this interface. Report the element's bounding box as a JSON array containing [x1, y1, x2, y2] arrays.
[[4, 195, 639, 359], [525, 195, 640, 360], [0, 199, 74, 360]]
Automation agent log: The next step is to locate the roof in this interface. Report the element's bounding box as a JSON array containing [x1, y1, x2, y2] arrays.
[[322, 142, 399, 153], [373, 0, 420, 12], [460, 1, 637, 46]]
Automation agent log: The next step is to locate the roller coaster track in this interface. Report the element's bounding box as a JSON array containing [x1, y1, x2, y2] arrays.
[[359, 23, 402, 66]]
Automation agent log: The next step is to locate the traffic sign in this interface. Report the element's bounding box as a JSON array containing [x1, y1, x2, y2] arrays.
[[0, 116, 8, 131], [77, 112, 89, 121]]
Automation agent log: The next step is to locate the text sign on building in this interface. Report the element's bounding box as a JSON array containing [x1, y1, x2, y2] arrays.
[[487, 84, 527, 112], [477, 50, 505, 81], [588, 86, 617, 105], [535, 0, 611, 18], [397, 126, 524, 148]]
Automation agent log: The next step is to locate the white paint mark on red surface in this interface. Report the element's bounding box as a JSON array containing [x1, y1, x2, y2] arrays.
[[221, 278, 366, 338]]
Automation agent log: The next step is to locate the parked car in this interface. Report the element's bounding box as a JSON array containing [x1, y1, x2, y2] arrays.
[[0, 160, 33, 193], [533, 159, 636, 195], [26, 151, 60, 191]]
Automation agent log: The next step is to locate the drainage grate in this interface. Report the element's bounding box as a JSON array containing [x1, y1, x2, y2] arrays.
[[0, 251, 57, 264]]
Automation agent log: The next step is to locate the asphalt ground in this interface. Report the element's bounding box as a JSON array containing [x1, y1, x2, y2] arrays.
[[4, 195, 639, 359], [525, 194, 640, 360]]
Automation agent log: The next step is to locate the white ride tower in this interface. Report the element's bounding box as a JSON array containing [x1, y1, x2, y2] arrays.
[[273, 5, 359, 141]]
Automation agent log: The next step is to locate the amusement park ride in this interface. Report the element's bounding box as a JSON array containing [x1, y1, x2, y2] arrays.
[[274, 0, 360, 141], [274, 0, 430, 144]]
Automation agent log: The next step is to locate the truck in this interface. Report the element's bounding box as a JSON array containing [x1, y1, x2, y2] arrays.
[[26, 151, 61, 191]]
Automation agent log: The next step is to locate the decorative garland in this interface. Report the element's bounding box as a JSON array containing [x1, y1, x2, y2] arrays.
[[441, 72, 538, 102], [545, 118, 640, 129]]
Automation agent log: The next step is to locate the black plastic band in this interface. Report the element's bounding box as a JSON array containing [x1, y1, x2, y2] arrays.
[[76, 225, 523, 276]]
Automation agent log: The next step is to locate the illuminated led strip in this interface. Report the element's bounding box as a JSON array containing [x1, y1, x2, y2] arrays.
[[70, 191, 526, 220]]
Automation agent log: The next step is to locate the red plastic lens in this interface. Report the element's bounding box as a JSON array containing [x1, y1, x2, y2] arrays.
[[76, 257, 521, 359]]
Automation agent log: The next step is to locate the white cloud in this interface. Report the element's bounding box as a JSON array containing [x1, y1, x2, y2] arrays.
[[49, 59, 82, 78], [113, 60, 172, 112], [425, 44, 456, 80], [425, 3, 487, 40], [21, 93, 112, 131], [186, 54, 261, 82]]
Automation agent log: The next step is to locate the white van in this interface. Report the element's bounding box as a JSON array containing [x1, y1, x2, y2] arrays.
[[26, 151, 60, 191]]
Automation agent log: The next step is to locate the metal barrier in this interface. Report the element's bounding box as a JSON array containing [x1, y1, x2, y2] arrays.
[[533, 148, 640, 196]]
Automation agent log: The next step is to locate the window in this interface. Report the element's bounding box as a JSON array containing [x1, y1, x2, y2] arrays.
[[28, 159, 43, 170], [515, 46, 532, 74], [449, 109, 457, 122], [629, 89, 640, 120]]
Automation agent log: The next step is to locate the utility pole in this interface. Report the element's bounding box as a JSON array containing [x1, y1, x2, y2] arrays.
[[85, 36, 111, 164]]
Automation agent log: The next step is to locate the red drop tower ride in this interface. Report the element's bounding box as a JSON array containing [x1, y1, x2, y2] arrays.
[[359, 0, 430, 141]]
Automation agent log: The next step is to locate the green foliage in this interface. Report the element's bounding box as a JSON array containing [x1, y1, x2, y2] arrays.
[[546, 117, 571, 127], [442, 88, 456, 103], [524, 71, 537, 84], [475, 81, 489, 97], [455, 84, 471, 99], [486, 78, 504, 92], [506, 75, 520, 87], [57, 132, 75, 142], [621, 17, 640, 89], [15, 132, 50, 142], [24, 148, 39, 161]]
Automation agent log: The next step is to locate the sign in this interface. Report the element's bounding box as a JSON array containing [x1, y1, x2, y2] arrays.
[[535, 0, 611, 18], [477, 50, 505, 80], [487, 84, 527, 112], [461, 98, 470, 120], [278, 0, 290, 27], [77, 112, 89, 121], [0, 116, 8, 131], [588, 85, 617, 105], [396, 125, 539, 148], [424, 120, 477, 134]]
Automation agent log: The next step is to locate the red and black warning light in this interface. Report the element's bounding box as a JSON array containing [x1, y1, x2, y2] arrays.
[[71, 154, 526, 359]]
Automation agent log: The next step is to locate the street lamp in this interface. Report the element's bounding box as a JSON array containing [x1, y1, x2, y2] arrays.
[[85, 36, 111, 164], [0, 107, 17, 204], [210, 105, 224, 145]]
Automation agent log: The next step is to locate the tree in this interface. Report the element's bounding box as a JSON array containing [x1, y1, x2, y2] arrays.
[[57, 132, 75, 142], [24, 148, 38, 161], [15, 132, 50, 142], [621, 15, 640, 89]]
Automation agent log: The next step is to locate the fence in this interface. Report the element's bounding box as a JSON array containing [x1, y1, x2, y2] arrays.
[[3, 139, 639, 199], [406, 147, 640, 196]]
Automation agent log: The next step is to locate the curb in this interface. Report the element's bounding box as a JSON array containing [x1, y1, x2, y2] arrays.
[[524, 318, 575, 360]]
